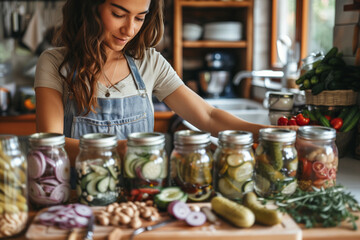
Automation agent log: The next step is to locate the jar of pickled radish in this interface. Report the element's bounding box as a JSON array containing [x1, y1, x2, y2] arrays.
[[296, 126, 338, 191], [214, 130, 255, 201], [28, 133, 71, 208], [254, 128, 298, 197], [170, 130, 213, 202], [76, 133, 121, 206], [0, 135, 28, 238], [124, 132, 168, 201]]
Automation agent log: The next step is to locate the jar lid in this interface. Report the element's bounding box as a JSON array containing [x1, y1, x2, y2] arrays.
[[259, 128, 296, 142], [0, 134, 20, 151], [218, 130, 253, 145], [29, 133, 65, 146], [80, 133, 117, 148], [298, 126, 336, 140], [302, 51, 324, 66], [174, 130, 210, 145], [127, 132, 165, 146]]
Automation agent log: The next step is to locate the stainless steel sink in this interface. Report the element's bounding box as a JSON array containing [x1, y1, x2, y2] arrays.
[[204, 98, 270, 125]]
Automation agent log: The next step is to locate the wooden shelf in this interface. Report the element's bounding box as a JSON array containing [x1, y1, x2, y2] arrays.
[[179, 0, 252, 8], [183, 40, 247, 48]]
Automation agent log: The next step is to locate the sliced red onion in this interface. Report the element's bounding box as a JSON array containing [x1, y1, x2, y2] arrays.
[[169, 201, 191, 220], [29, 180, 46, 199], [38, 212, 56, 222], [167, 200, 180, 216], [45, 156, 56, 168], [74, 204, 92, 218], [48, 205, 69, 212], [41, 178, 60, 186], [43, 185, 56, 194], [55, 161, 70, 183], [28, 151, 46, 179], [74, 216, 89, 227], [185, 211, 207, 227], [50, 184, 70, 203]]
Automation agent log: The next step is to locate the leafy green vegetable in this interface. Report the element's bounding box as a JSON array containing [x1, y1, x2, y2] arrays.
[[260, 185, 360, 230]]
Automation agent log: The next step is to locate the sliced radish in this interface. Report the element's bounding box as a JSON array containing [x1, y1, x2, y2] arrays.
[[185, 211, 207, 227], [169, 201, 191, 220], [74, 204, 93, 217], [28, 151, 46, 179]]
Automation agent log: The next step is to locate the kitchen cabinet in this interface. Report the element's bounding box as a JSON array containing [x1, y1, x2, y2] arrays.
[[173, 0, 254, 98]]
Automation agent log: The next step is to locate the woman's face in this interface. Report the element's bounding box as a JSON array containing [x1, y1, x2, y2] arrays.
[[98, 0, 151, 52]]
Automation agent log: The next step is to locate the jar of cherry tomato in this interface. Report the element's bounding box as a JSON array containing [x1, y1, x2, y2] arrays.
[[254, 128, 298, 197], [296, 126, 338, 191], [170, 130, 213, 202], [214, 130, 255, 201], [124, 132, 168, 201]]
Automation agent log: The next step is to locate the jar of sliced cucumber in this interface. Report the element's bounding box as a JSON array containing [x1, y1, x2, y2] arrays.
[[124, 132, 168, 201], [254, 128, 298, 197], [214, 130, 255, 201], [76, 133, 121, 206], [170, 130, 213, 202], [28, 133, 71, 208]]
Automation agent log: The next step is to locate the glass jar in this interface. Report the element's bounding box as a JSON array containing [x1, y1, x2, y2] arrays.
[[213, 130, 255, 201], [28, 133, 70, 208], [266, 91, 294, 111], [0, 135, 28, 238], [124, 132, 168, 201], [170, 130, 213, 202], [300, 51, 324, 75], [254, 128, 298, 197], [296, 126, 338, 191], [76, 133, 121, 206]]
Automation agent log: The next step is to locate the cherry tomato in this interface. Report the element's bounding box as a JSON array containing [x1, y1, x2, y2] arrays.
[[296, 113, 310, 126], [277, 116, 289, 126], [288, 116, 297, 125], [312, 161, 328, 179], [328, 168, 336, 179], [330, 117, 343, 130], [324, 115, 332, 121]]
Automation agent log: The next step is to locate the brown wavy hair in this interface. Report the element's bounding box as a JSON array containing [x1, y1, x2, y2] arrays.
[[55, 0, 164, 115]]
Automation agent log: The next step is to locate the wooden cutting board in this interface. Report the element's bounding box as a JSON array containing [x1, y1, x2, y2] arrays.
[[25, 203, 302, 240]]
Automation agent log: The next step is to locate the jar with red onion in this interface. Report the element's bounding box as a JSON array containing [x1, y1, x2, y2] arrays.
[[0, 135, 28, 237], [27, 133, 71, 208], [76, 133, 121, 206], [296, 126, 338, 191]]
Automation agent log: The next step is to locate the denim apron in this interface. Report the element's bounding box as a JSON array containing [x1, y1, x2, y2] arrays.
[[63, 55, 154, 140]]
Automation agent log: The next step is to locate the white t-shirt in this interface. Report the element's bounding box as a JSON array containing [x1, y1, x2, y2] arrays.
[[34, 47, 184, 112]]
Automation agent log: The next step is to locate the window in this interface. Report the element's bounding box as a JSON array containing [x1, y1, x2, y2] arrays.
[[271, 0, 335, 68]]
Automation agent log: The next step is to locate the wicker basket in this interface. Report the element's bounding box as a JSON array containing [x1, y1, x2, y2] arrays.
[[305, 90, 358, 106]]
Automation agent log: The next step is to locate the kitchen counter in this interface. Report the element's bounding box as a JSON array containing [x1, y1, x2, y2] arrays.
[[8, 157, 360, 240]]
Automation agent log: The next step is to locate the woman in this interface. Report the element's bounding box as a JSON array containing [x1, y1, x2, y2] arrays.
[[35, 0, 296, 166]]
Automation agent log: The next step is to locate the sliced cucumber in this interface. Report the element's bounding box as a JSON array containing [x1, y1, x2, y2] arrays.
[[226, 154, 244, 167], [142, 161, 162, 180], [218, 177, 241, 196], [97, 176, 110, 193], [80, 172, 99, 189], [124, 153, 139, 178], [227, 162, 254, 182], [154, 187, 186, 210], [242, 180, 254, 194], [109, 177, 116, 191], [89, 164, 108, 176], [107, 165, 118, 179], [86, 175, 105, 195], [254, 174, 271, 196]]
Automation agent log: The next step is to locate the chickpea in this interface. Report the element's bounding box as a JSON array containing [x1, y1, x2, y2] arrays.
[[130, 217, 142, 229]]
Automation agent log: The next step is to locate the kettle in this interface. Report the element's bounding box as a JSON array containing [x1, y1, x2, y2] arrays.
[[0, 87, 11, 113]]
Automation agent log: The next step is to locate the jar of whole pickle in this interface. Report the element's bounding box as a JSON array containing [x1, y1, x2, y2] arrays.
[[214, 130, 255, 201], [254, 128, 298, 197], [296, 126, 338, 191], [28, 133, 71, 208], [124, 132, 168, 201], [170, 130, 213, 202], [0, 135, 28, 238], [76, 133, 121, 206]]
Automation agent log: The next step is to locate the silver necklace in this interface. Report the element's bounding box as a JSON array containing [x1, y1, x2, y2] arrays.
[[102, 54, 121, 97]]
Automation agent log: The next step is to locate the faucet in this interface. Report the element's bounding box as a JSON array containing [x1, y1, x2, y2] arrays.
[[232, 70, 284, 91]]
